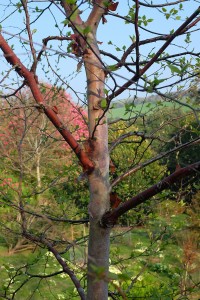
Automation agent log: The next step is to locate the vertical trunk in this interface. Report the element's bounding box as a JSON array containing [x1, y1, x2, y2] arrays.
[[84, 35, 110, 300], [87, 222, 110, 300]]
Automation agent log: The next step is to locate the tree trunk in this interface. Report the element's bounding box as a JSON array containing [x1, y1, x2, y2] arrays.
[[84, 35, 110, 300], [87, 221, 110, 300]]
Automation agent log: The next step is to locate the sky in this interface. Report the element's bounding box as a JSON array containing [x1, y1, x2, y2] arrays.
[[0, 0, 199, 103]]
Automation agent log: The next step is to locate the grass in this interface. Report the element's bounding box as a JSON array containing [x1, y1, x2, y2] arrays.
[[1, 219, 199, 300], [0, 198, 199, 299], [108, 101, 187, 120], [0, 247, 76, 300]]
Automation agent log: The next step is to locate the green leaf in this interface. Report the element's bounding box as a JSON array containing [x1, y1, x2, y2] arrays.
[[171, 9, 178, 15], [129, 35, 136, 42], [104, 88, 109, 95], [103, 1, 110, 7], [66, 0, 76, 4], [165, 13, 170, 19], [168, 64, 182, 74], [100, 98, 107, 109], [62, 19, 69, 26], [153, 77, 166, 86], [146, 85, 154, 93], [108, 64, 118, 71], [185, 33, 191, 43], [181, 63, 189, 73], [118, 273, 131, 281], [75, 125, 79, 130]]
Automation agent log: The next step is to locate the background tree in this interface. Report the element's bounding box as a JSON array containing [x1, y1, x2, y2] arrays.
[[0, 1, 199, 299], [0, 85, 88, 253]]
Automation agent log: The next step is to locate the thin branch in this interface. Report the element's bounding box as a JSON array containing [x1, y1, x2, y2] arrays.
[[0, 82, 26, 99], [0, 198, 89, 224], [21, 0, 38, 73], [92, 7, 200, 134], [25, 270, 64, 279], [0, 104, 39, 111], [102, 160, 200, 227], [108, 6, 200, 100], [36, 35, 71, 66], [111, 137, 200, 188], [128, 51, 200, 67], [154, 89, 200, 122], [136, 0, 188, 8], [109, 131, 164, 153], [0, 33, 94, 174], [140, 8, 200, 76], [1, 29, 199, 101], [137, 73, 200, 117], [1, 29, 79, 60], [108, 9, 200, 67], [24, 232, 86, 300], [135, 0, 140, 77]]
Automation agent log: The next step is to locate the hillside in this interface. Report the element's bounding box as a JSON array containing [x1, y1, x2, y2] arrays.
[[108, 93, 193, 120]]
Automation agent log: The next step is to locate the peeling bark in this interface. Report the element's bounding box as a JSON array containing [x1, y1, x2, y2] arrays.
[[84, 36, 110, 299]]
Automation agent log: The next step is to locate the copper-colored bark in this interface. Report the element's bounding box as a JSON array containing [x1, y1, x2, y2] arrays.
[[0, 34, 94, 174]]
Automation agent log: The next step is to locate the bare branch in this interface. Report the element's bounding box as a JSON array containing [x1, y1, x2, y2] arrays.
[[135, 0, 140, 77], [140, 10, 200, 76], [109, 131, 164, 153], [21, 0, 38, 73], [0, 198, 89, 224], [24, 232, 86, 300], [102, 161, 200, 227], [0, 34, 94, 174], [36, 35, 71, 65], [108, 6, 200, 100], [111, 137, 200, 188], [135, 0, 188, 8]]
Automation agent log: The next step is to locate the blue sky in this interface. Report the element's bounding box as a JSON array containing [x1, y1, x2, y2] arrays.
[[0, 1, 199, 102]]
